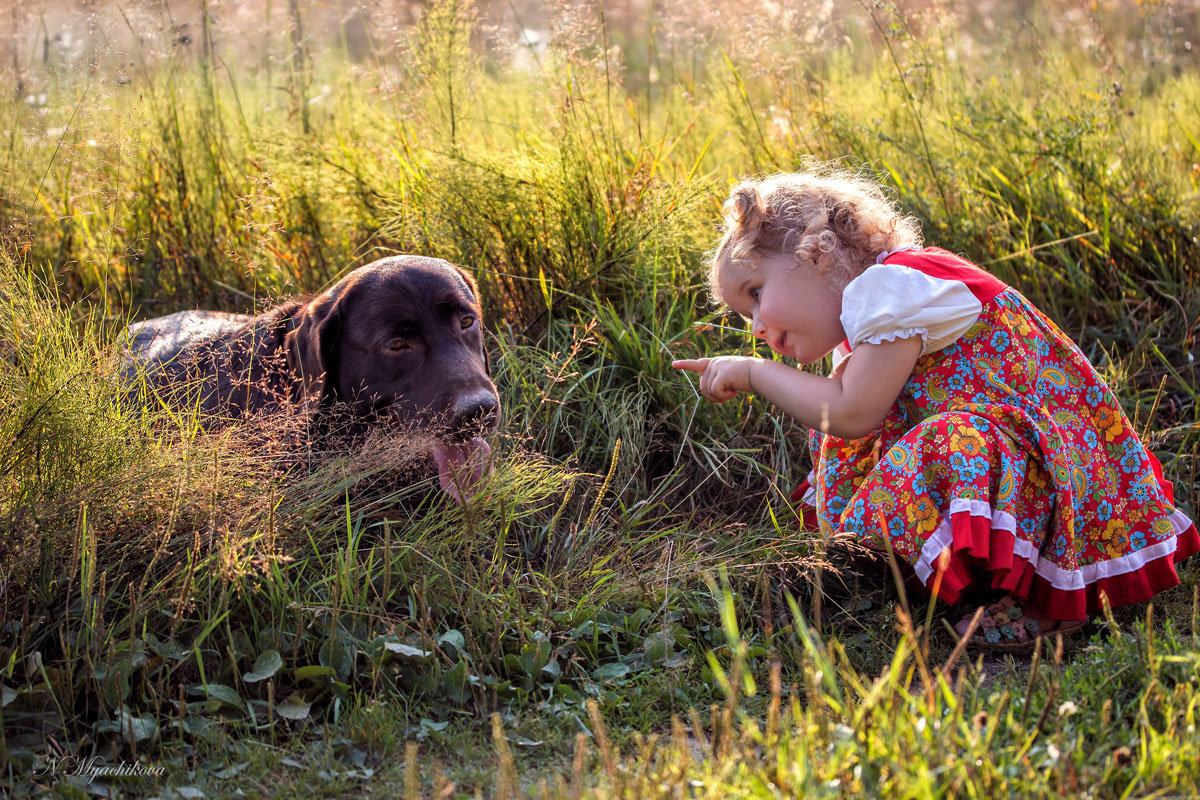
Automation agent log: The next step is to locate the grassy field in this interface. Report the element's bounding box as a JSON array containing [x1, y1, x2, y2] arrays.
[[2, 0, 1199, 796]]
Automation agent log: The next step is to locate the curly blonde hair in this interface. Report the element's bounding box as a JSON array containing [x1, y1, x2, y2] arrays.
[[708, 168, 923, 305]]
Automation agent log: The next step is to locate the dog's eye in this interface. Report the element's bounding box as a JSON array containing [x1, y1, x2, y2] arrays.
[[387, 338, 411, 351], [460, 315, 476, 330]]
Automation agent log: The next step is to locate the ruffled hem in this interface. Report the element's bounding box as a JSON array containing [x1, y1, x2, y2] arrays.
[[791, 452, 1196, 620], [852, 327, 930, 352], [789, 471, 817, 505], [915, 498, 1200, 620]]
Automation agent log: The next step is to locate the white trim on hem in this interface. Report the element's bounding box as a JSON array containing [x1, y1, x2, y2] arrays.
[[797, 470, 818, 507], [910, 501, 1193, 590]]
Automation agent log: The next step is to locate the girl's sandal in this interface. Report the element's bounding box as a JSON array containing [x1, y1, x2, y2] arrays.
[[961, 599, 1087, 654]]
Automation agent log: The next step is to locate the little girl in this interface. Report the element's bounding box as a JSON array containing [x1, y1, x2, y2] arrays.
[[674, 169, 1199, 650]]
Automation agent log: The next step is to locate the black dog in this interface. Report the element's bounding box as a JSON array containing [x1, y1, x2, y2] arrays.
[[123, 255, 499, 501]]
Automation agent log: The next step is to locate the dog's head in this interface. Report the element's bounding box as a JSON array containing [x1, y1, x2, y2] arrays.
[[285, 255, 500, 501]]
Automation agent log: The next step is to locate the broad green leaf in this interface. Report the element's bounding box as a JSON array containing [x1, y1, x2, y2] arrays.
[[518, 639, 551, 678], [319, 641, 353, 681], [96, 707, 158, 746], [592, 662, 630, 682], [173, 715, 223, 743], [144, 632, 190, 661], [275, 693, 311, 720], [293, 665, 335, 681], [214, 761, 250, 779], [441, 660, 471, 703], [242, 650, 283, 683], [190, 683, 244, 710], [384, 641, 432, 660], [438, 630, 466, 654], [643, 632, 675, 665]]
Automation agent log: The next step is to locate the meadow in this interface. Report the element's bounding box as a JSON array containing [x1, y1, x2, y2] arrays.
[[1, 0, 1199, 796]]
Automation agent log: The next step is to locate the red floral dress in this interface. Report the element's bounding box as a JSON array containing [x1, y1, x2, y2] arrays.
[[793, 247, 1199, 620]]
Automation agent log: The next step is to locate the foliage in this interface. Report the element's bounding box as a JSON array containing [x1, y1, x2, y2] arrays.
[[1, 0, 1198, 795]]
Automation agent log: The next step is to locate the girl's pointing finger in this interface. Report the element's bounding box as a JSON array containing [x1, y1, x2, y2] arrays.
[[672, 359, 710, 373]]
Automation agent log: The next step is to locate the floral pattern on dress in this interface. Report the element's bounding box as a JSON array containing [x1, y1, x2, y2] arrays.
[[809, 288, 1183, 598]]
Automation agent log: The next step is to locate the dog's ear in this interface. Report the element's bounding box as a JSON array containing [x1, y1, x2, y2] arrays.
[[453, 264, 481, 302], [285, 286, 346, 406], [452, 265, 491, 376]]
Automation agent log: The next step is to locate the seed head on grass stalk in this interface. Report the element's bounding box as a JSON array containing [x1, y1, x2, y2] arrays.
[[582, 438, 621, 532]]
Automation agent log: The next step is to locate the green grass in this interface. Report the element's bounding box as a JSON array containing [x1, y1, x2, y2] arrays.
[[2, 0, 1199, 796]]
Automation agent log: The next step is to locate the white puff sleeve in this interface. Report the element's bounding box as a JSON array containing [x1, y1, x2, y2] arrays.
[[840, 264, 983, 355]]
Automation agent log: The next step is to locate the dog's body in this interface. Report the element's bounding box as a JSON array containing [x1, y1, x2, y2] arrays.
[[125, 310, 252, 373], [122, 256, 499, 501], [125, 305, 301, 417]]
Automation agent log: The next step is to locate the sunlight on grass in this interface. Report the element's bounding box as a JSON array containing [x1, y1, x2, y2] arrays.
[[1, 0, 1198, 795]]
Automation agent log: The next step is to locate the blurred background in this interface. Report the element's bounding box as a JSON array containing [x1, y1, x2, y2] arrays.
[[8, 0, 1200, 83], [3, 0, 1199, 310]]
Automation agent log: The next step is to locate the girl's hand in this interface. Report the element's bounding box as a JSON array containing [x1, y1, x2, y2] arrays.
[[672, 356, 759, 402], [673, 336, 921, 439]]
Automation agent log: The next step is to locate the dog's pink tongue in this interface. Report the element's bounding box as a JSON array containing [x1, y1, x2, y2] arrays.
[[430, 437, 492, 503]]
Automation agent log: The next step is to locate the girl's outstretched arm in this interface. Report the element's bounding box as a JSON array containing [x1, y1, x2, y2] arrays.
[[672, 336, 922, 440]]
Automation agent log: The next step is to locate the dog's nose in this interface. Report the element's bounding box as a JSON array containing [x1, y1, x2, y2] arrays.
[[450, 389, 499, 432]]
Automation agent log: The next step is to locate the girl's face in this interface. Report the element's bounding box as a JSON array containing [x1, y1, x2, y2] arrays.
[[718, 251, 846, 364]]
